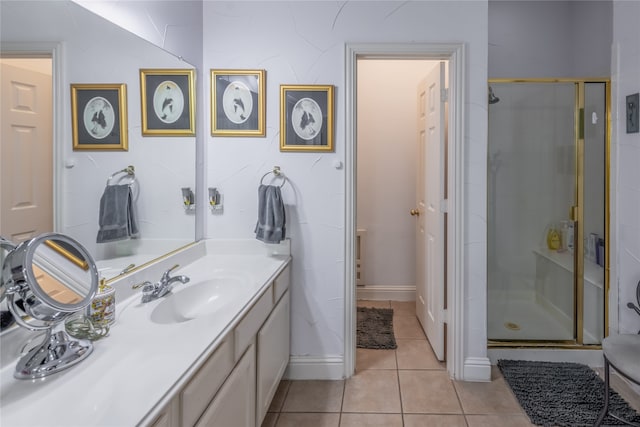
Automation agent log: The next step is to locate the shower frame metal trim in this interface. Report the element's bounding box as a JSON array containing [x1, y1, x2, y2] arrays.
[[486, 78, 611, 349]]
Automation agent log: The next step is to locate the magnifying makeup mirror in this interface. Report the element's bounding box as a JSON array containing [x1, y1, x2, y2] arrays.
[[1, 233, 99, 379]]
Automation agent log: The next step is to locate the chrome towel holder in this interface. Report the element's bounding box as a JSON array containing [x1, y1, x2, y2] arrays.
[[107, 165, 136, 186], [260, 166, 287, 188]]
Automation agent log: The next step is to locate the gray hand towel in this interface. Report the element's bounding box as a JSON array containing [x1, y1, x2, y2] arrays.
[[96, 184, 139, 243], [254, 184, 286, 244]]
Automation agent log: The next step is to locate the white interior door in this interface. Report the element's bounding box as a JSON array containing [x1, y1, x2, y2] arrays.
[[414, 62, 446, 361], [0, 61, 53, 243]]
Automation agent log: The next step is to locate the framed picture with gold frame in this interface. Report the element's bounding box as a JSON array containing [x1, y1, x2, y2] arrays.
[[140, 69, 195, 136], [211, 69, 265, 137], [71, 83, 128, 151], [280, 84, 334, 152]]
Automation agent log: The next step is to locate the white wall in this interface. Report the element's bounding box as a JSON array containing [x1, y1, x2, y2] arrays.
[[0, 1, 196, 261], [613, 0, 640, 335], [203, 1, 489, 378], [356, 60, 438, 289]]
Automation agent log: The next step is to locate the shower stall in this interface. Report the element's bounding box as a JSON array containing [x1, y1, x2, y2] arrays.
[[487, 79, 609, 346]]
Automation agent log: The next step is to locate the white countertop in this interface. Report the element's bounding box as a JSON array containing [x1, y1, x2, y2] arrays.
[[0, 239, 290, 427]]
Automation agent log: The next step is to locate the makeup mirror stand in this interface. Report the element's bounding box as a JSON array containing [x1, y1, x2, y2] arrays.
[[8, 297, 93, 380], [1, 233, 99, 379]]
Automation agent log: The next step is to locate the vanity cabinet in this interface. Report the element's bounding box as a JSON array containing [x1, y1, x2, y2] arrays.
[[151, 264, 291, 427], [0, 240, 291, 427]]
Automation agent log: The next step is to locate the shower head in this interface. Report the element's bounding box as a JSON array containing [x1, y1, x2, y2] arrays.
[[488, 86, 500, 104]]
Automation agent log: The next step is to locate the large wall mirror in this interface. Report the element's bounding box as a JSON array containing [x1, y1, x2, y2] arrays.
[[0, 0, 196, 282]]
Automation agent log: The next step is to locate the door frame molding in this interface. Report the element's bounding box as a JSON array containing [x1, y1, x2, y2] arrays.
[[344, 43, 466, 379], [1, 42, 64, 233]]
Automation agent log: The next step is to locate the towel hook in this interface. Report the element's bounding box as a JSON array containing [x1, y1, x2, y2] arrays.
[[260, 166, 287, 188], [107, 165, 136, 186]]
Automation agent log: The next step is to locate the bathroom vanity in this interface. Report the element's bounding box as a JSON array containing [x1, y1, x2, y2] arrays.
[[0, 239, 291, 427]]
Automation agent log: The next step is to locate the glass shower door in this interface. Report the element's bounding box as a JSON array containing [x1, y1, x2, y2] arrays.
[[487, 82, 577, 342]]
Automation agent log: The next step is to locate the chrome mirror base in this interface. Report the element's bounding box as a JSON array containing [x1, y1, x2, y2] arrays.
[[14, 324, 93, 380]]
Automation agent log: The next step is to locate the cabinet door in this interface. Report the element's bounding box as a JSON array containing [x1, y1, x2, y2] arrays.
[[195, 342, 256, 427], [180, 339, 234, 427], [256, 290, 290, 425]]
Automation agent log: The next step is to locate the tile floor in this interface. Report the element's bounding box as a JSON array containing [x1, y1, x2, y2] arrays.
[[261, 300, 640, 427]]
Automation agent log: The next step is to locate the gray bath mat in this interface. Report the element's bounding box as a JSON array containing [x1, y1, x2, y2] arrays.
[[498, 359, 640, 426], [357, 307, 397, 349]]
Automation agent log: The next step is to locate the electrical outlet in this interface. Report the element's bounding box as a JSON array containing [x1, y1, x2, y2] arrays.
[[627, 93, 639, 134]]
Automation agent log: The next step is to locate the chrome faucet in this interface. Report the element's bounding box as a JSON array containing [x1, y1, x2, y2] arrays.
[[134, 264, 190, 303]]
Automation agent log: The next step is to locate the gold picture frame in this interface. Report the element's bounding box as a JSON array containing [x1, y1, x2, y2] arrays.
[[211, 69, 266, 137], [140, 69, 196, 136], [71, 83, 128, 151], [280, 84, 334, 152]]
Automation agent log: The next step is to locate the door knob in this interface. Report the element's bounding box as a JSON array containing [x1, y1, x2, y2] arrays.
[[410, 209, 420, 216]]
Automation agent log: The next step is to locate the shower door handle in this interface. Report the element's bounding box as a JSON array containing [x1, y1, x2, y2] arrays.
[[410, 209, 420, 216]]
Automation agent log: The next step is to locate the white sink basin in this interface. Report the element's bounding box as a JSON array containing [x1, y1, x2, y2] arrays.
[[150, 275, 253, 324]]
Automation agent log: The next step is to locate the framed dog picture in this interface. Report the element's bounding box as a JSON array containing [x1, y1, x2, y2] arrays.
[[70, 83, 128, 151], [280, 84, 334, 152], [211, 69, 265, 137], [140, 69, 195, 136]]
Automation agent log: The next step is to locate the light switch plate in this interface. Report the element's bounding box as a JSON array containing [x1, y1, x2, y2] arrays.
[[627, 93, 639, 134]]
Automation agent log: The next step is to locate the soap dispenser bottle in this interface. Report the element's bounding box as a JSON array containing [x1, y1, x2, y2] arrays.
[[546, 225, 561, 251]]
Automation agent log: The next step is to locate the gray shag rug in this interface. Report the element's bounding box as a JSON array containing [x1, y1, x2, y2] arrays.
[[498, 359, 640, 426], [356, 307, 397, 349]]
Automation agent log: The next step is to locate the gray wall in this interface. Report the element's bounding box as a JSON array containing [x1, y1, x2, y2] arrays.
[[489, 1, 612, 78]]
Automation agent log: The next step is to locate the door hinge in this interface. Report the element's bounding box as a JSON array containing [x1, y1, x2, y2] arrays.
[[570, 205, 578, 222], [441, 88, 449, 102], [441, 308, 448, 324], [440, 199, 448, 213]]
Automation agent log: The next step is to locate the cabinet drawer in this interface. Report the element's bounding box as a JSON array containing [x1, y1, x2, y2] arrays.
[[180, 338, 234, 427], [272, 265, 290, 304], [234, 288, 272, 360]]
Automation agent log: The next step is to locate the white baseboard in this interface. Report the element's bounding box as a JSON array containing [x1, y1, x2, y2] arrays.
[[357, 285, 416, 301], [284, 356, 345, 380], [463, 357, 492, 382]]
